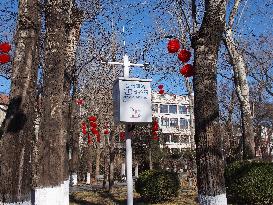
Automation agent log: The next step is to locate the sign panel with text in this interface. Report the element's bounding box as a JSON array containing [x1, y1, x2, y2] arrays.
[[113, 77, 152, 123]]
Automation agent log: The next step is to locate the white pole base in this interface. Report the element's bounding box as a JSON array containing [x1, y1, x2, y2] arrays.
[[33, 180, 69, 205], [70, 173, 77, 186], [198, 193, 227, 205], [86, 172, 91, 184]]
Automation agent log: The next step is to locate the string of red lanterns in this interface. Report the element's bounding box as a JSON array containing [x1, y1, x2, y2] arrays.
[[0, 42, 11, 64], [167, 39, 194, 78], [151, 118, 159, 140]]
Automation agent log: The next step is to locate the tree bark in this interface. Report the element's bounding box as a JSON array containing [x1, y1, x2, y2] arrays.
[[95, 145, 102, 184], [36, 1, 72, 203], [0, 0, 39, 203], [224, 28, 255, 159], [108, 131, 115, 191], [62, 6, 84, 186], [192, 0, 227, 204]]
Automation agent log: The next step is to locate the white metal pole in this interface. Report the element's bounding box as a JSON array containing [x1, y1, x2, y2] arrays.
[[125, 124, 133, 205], [123, 54, 130, 79]]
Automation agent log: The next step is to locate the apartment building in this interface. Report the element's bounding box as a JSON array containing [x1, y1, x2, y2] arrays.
[[152, 92, 194, 151]]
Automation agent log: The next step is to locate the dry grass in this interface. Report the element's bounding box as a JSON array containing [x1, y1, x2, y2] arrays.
[[70, 186, 198, 205]]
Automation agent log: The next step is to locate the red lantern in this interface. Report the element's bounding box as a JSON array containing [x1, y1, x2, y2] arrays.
[[88, 116, 97, 122], [158, 84, 164, 89], [180, 64, 194, 77], [167, 39, 180, 53], [0, 42, 11, 53], [178, 49, 191, 63], [81, 122, 87, 135], [0, 53, 10, 64], [104, 129, 109, 135], [152, 131, 157, 136], [152, 124, 159, 131], [184, 64, 195, 77], [76, 99, 84, 105], [184, 68, 195, 77], [91, 128, 99, 135], [159, 89, 164, 95], [90, 122, 97, 128], [119, 132, 125, 141]]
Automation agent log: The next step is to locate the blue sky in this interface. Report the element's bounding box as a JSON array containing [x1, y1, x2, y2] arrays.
[[0, 0, 272, 96]]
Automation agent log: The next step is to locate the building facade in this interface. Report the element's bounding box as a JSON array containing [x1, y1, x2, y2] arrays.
[[152, 92, 194, 151]]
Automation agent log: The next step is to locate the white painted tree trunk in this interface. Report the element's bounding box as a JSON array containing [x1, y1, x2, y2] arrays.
[[70, 173, 78, 186], [33, 180, 69, 205], [198, 194, 227, 205], [86, 172, 91, 184]]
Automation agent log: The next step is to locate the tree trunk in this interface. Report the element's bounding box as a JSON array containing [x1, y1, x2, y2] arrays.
[[36, 1, 72, 204], [0, 0, 39, 203], [192, 0, 227, 204], [62, 6, 84, 186], [224, 28, 255, 159], [108, 131, 115, 191], [95, 146, 102, 184], [148, 140, 153, 170]]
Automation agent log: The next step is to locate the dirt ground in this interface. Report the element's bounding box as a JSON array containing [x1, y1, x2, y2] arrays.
[[69, 186, 198, 205]]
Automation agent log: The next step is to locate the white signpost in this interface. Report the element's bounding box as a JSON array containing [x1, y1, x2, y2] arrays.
[[109, 54, 152, 205]]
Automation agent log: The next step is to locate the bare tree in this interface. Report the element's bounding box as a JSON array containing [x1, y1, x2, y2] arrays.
[[0, 0, 40, 203], [223, 0, 255, 159], [191, 0, 227, 204], [36, 0, 73, 203]]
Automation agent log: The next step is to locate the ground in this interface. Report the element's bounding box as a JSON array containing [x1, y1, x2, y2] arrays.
[[69, 185, 198, 205]]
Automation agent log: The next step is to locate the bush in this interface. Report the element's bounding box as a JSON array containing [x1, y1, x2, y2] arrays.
[[225, 160, 273, 204], [135, 169, 180, 203]]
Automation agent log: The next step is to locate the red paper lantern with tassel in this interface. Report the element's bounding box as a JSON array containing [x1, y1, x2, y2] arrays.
[[0, 53, 10, 64], [167, 39, 180, 53], [0, 42, 11, 53], [178, 49, 191, 63], [158, 84, 164, 89], [104, 129, 109, 135]]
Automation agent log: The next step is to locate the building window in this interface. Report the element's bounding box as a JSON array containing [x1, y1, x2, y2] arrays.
[[180, 118, 188, 129], [160, 104, 168, 113], [172, 134, 179, 143], [179, 105, 188, 114], [161, 117, 169, 127], [169, 105, 177, 114], [170, 118, 178, 127], [152, 104, 158, 112]]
